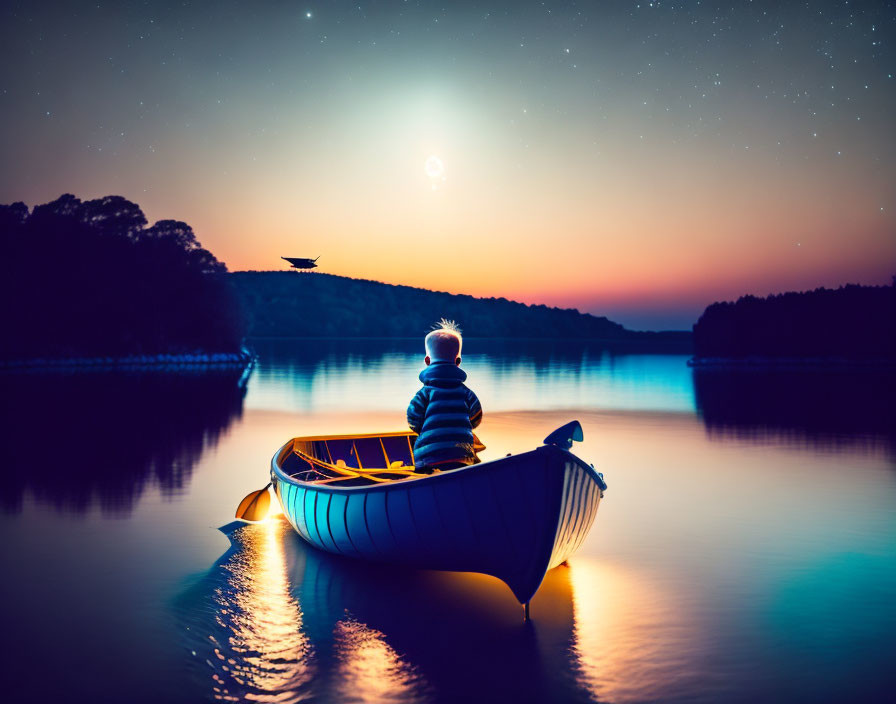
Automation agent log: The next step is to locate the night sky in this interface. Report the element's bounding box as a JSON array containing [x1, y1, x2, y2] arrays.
[[2, 1, 894, 329]]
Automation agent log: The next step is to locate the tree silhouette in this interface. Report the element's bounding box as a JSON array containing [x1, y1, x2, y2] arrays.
[[693, 284, 896, 360], [230, 271, 693, 347], [80, 195, 148, 239], [0, 195, 246, 360]]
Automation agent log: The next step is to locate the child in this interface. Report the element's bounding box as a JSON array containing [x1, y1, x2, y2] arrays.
[[407, 320, 482, 471]]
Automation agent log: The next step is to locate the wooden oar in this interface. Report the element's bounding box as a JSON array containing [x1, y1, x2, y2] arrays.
[[235, 482, 272, 521]]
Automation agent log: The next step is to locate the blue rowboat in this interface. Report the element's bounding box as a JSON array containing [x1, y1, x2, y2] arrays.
[[270, 420, 606, 607]]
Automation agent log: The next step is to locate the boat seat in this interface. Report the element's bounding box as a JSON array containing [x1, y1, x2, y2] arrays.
[[381, 435, 415, 467], [326, 439, 360, 469]]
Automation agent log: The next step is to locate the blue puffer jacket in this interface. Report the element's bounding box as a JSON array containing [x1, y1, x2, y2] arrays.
[[407, 362, 482, 468]]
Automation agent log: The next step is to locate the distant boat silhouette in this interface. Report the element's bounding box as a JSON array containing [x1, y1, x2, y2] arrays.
[[282, 256, 319, 270]]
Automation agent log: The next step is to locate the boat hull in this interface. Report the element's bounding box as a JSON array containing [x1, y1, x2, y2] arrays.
[[271, 442, 604, 603]]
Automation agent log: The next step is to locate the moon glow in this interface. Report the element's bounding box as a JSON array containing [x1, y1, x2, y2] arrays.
[[424, 155, 446, 186]]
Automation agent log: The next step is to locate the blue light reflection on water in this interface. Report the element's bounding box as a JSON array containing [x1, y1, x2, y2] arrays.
[[245, 339, 696, 414], [1, 340, 894, 703]]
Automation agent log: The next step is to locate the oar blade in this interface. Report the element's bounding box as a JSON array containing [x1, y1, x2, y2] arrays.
[[235, 487, 271, 521]]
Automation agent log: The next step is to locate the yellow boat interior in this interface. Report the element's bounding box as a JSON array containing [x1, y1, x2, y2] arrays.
[[279, 431, 424, 486], [277, 431, 485, 486]]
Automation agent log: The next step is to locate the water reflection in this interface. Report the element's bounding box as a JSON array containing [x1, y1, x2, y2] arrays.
[[569, 560, 705, 703], [331, 618, 429, 704], [0, 368, 248, 515], [693, 367, 896, 454], [247, 338, 696, 415], [249, 339, 896, 455], [292, 525, 584, 702], [178, 518, 595, 703], [176, 519, 313, 703], [4, 339, 895, 703]]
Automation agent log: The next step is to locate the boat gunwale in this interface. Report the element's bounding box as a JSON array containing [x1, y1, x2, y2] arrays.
[[271, 434, 603, 495]]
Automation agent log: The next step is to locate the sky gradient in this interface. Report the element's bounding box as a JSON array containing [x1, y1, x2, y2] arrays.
[[2, 0, 894, 329]]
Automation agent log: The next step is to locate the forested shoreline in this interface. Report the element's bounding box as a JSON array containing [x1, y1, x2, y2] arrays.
[[8, 193, 890, 363], [0, 195, 247, 362], [230, 271, 693, 348], [693, 283, 896, 361]]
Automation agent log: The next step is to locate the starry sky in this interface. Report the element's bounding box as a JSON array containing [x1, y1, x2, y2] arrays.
[[1, 0, 894, 329]]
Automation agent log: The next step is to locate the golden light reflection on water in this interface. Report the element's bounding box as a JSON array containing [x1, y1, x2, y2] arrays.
[[185, 511, 714, 703], [200, 410, 726, 703], [331, 617, 430, 704], [568, 558, 702, 703], [199, 519, 314, 703]]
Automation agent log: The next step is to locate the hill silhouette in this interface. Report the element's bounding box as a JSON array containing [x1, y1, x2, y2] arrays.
[[693, 283, 896, 361], [0, 195, 247, 361], [231, 271, 692, 347], [0, 192, 689, 357]]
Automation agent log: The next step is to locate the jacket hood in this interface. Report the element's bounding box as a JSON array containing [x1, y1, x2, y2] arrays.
[[419, 362, 467, 386]]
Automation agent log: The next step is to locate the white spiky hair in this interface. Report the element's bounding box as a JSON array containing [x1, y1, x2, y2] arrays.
[[425, 319, 463, 361], [432, 318, 461, 334]]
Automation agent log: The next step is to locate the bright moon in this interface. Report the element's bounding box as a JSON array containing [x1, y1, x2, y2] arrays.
[[424, 155, 445, 182]]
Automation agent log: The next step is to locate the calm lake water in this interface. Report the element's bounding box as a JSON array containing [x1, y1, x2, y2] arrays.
[[1, 339, 894, 703]]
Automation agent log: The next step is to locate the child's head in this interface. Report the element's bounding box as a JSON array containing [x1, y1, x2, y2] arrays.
[[424, 319, 463, 366]]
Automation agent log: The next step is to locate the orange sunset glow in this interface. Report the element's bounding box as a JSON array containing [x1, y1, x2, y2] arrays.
[[3, 4, 894, 328]]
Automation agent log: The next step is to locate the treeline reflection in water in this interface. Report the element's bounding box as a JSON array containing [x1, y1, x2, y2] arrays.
[[175, 518, 604, 704], [4, 342, 891, 518], [250, 339, 895, 455], [246, 338, 696, 415], [693, 367, 896, 455], [0, 368, 248, 515]]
